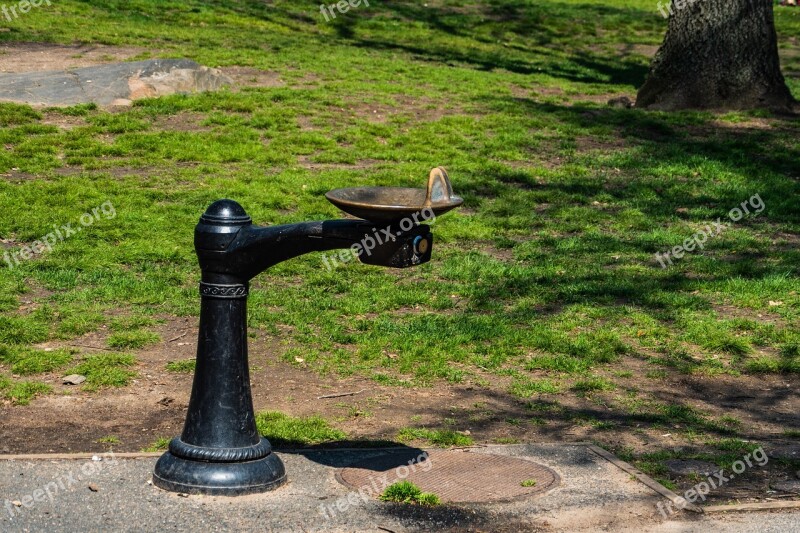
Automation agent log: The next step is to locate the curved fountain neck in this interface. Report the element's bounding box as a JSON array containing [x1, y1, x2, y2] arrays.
[[196, 218, 384, 282]]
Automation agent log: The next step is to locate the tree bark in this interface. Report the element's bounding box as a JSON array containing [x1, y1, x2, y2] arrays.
[[637, 0, 796, 112]]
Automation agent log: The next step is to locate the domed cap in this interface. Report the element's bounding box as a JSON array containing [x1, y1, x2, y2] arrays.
[[199, 199, 252, 226]]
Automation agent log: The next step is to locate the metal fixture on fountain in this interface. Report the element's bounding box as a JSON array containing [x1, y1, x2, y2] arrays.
[[153, 168, 462, 495]]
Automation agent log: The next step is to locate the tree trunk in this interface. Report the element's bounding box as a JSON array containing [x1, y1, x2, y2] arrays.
[[637, 0, 796, 112]]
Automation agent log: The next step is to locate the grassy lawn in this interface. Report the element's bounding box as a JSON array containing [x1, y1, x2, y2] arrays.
[[0, 0, 799, 499]]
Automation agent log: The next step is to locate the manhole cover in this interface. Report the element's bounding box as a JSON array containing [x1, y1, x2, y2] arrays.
[[337, 449, 560, 503]]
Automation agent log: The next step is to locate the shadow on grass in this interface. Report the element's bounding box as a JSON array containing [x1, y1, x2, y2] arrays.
[[366, 381, 799, 456], [332, 1, 654, 85]]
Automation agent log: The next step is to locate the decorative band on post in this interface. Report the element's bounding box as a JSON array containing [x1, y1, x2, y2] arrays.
[[168, 437, 273, 463], [199, 282, 249, 299]]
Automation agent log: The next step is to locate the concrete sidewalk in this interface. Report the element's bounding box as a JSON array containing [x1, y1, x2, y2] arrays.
[[0, 444, 796, 532]]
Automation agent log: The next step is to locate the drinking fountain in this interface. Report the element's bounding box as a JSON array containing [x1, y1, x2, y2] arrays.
[[153, 168, 462, 495]]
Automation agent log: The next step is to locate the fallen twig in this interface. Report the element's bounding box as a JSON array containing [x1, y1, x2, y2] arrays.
[[69, 344, 109, 351], [317, 389, 366, 400], [168, 332, 188, 342]]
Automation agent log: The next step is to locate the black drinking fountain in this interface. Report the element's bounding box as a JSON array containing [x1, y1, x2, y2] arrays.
[[153, 167, 463, 495]]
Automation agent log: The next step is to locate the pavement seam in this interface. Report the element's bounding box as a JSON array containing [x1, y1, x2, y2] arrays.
[[585, 443, 704, 514]]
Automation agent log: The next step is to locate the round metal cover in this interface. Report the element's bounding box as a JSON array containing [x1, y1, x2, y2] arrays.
[[336, 449, 560, 503]]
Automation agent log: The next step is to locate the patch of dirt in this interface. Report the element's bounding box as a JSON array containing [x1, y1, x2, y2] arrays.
[[0, 169, 39, 182], [218, 66, 285, 89], [150, 112, 211, 133], [296, 155, 385, 171], [40, 112, 88, 130], [296, 115, 316, 131], [0, 43, 147, 73], [345, 94, 475, 125], [710, 302, 787, 327], [54, 162, 203, 178], [574, 134, 627, 152]]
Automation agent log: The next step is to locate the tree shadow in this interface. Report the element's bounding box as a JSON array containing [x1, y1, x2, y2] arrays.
[[329, 1, 653, 85], [481, 97, 800, 222]]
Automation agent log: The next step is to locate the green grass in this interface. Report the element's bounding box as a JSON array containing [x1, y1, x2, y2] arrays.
[[397, 427, 474, 447], [521, 479, 537, 487], [165, 359, 196, 373], [0, 0, 796, 444], [0, 347, 75, 375], [66, 353, 137, 390], [510, 378, 561, 397], [255, 411, 346, 447], [107, 331, 160, 350], [494, 437, 521, 444], [4, 381, 52, 405], [380, 480, 440, 506], [142, 437, 171, 452]]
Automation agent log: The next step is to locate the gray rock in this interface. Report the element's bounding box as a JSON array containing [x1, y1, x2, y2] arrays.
[[773, 480, 800, 494], [768, 444, 800, 461], [0, 59, 233, 106], [62, 374, 86, 385], [663, 459, 720, 476]]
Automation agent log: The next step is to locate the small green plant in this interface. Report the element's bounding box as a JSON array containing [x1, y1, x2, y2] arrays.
[[645, 369, 669, 380], [520, 479, 537, 487], [108, 331, 160, 350], [98, 436, 120, 445], [166, 359, 196, 373], [416, 492, 441, 506], [109, 316, 157, 332], [5, 381, 52, 405], [143, 437, 171, 452], [509, 378, 560, 398], [746, 357, 800, 374], [494, 437, 521, 444], [255, 411, 346, 447], [657, 478, 678, 491], [397, 427, 473, 447], [0, 347, 75, 375], [380, 481, 440, 506]]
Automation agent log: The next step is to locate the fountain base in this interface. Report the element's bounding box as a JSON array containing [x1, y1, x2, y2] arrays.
[[153, 447, 286, 496]]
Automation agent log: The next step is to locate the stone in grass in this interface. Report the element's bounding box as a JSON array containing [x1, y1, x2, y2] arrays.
[[0, 59, 233, 107], [773, 480, 800, 494], [663, 459, 720, 477], [62, 374, 87, 385]]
